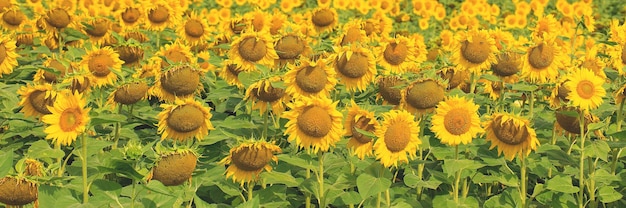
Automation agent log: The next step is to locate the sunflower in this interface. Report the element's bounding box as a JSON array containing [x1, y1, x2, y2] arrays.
[[376, 75, 406, 105], [34, 56, 71, 84], [554, 107, 597, 135], [376, 35, 419, 75], [564, 68, 606, 112], [373, 110, 421, 168], [308, 7, 339, 35], [80, 47, 124, 87], [491, 52, 522, 78], [0, 5, 26, 31], [484, 112, 539, 161], [150, 65, 202, 102], [615, 84, 626, 105], [42, 7, 73, 30], [345, 100, 379, 160], [333, 43, 377, 92], [521, 34, 566, 83], [106, 81, 149, 110], [402, 79, 446, 116], [178, 12, 211, 47], [116, 44, 145, 67], [438, 67, 470, 90], [245, 76, 289, 116], [282, 96, 343, 154], [148, 150, 198, 186], [431, 96, 483, 146], [81, 16, 113, 46], [228, 29, 278, 72], [155, 40, 195, 69], [284, 57, 337, 98], [42, 91, 91, 147], [218, 60, 246, 88], [333, 20, 368, 47], [244, 9, 270, 32], [220, 140, 282, 185], [145, 0, 178, 31], [18, 83, 57, 118], [274, 23, 313, 67], [0, 36, 18, 77], [547, 77, 570, 108], [451, 29, 498, 74], [117, 3, 143, 30], [577, 45, 606, 79], [157, 98, 215, 141]]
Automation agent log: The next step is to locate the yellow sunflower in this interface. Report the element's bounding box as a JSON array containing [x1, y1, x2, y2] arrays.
[[376, 35, 419, 75], [244, 76, 289, 116], [218, 60, 246, 88], [274, 23, 313, 67], [521, 34, 566, 83], [284, 57, 337, 98], [376, 75, 407, 106], [42, 91, 91, 147], [42, 7, 73, 31], [145, 0, 178, 31], [178, 12, 211, 47], [282, 96, 343, 154], [484, 112, 539, 161], [81, 16, 113, 46], [117, 3, 144, 30], [373, 110, 421, 168], [577, 45, 606, 79], [157, 98, 215, 141], [308, 7, 339, 35], [332, 43, 377, 92], [451, 29, 498, 74], [150, 65, 203, 102], [333, 19, 368, 47], [430, 96, 483, 146], [17, 83, 57, 118], [80, 47, 124, 87], [564, 68, 606, 112], [345, 100, 379, 160], [607, 20, 626, 75], [228, 29, 278, 72], [34, 56, 71, 84], [402, 79, 446, 116], [0, 35, 18, 77], [614, 84, 626, 105], [155, 40, 195, 69], [547, 77, 570, 108], [219, 140, 282, 185], [0, 5, 26, 31]]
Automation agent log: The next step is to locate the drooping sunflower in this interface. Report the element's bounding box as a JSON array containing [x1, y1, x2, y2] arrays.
[[615, 84, 626, 105], [155, 40, 195, 69], [81, 16, 113, 46], [483, 112, 539, 161], [521, 34, 566, 83], [482, 79, 505, 100], [42, 7, 73, 31], [402, 79, 446, 116], [34, 56, 71, 84], [451, 29, 498, 74], [150, 65, 203, 102], [0, 36, 18, 77], [80, 47, 124, 87], [284, 57, 337, 98], [244, 76, 289, 116], [376, 35, 419, 75], [333, 19, 368, 47], [274, 23, 313, 67], [157, 98, 215, 141], [491, 52, 522, 79], [116, 44, 145, 67], [564, 68, 606, 112], [17, 83, 57, 118], [431, 96, 484, 146], [373, 110, 421, 168], [547, 77, 570, 108], [0, 5, 26, 31], [332, 43, 377, 92], [282, 96, 343, 154], [42, 91, 91, 147], [218, 60, 246, 88], [219, 140, 282, 185], [376, 75, 407, 106], [145, 0, 178, 31], [554, 107, 597, 136], [148, 149, 198, 186], [228, 29, 278, 72], [345, 100, 379, 160], [178, 12, 211, 47], [106, 81, 149, 110], [117, 3, 143, 30], [308, 7, 339, 35]]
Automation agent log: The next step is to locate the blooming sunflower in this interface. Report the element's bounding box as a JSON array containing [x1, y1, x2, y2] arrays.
[[218, 60, 246, 88], [150, 65, 202, 102], [402, 79, 446, 116], [228, 29, 278, 72], [244, 76, 289, 116], [333, 19, 368, 47], [17, 83, 57, 118], [332, 43, 377, 92], [373, 110, 421, 168], [284, 57, 337, 98], [117, 3, 143, 30], [376, 35, 419, 75], [521, 34, 565, 83], [282, 96, 343, 154], [451, 29, 498, 74], [42, 91, 91, 146], [178, 12, 211, 47], [42, 7, 73, 31], [491, 52, 522, 78], [145, 0, 178, 31], [157, 98, 215, 141], [531, 14, 560, 39], [345, 100, 379, 160], [431, 96, 484, 146], [219, 140, 282, 185], [564, 68, 606, 112], [308, 7, 339, 35], [116, 44, 145, 67], [80, 47, 124, 87], [607, 20, 626, 75], [0, 36, 18, 77], [155, 40, 195, 69], [484, 112, 539, 161]]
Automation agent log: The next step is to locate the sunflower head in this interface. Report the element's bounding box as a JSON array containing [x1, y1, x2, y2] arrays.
[[452, 29, 498, 73], [0, 177, 38, 206], [491, 52, 521, 77], [522, 35, 564, 83], [111, 81, 149, 106], [402, 79, 446, 116], [44, 7, 72, 29], [284, 58, 337, 98], [41, 91, 91, 147], [373, 110, 421, 167], [151, 65, 202, 102], [377, 75, 406, 105], [157, 98, 215, 141], [282, 97, 343, 154], [116, 45, 144, 66], [564, 68, 606, 112], [430, 96, 484, 146], [150, 150, 198, 186], [228, 29, 279, 71], [18, 83, 57, 118], [555, 107, 597, 135], [484, 112, 539, 161], [219, 140, 282, 185], [309, 7, 338, 34], [245, 77, 288, 115], [80, 47, 124, 87], [333, 43, 378, 92], [345, 100, 379, 159], [438, 67, 469, 90]]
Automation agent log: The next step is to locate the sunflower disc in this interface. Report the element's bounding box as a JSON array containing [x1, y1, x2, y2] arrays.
[[231, 146, 273, 171], [378, 76, 405, 105], [152, 153, 197, 186], [28, 90, 54, 115], [0, 177, 38, 206], [160, 66, 200, 97], [114, 82, 149, 105]]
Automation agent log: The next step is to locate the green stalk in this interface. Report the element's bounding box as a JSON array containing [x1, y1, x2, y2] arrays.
[[587, 157, 596, 207], [611, 149, 623, 175], [55, 143, 63, 177], [305, 166, 311, 208], [520, 154, 527, 208], [81, 134, 89, 204], [528, 90, 535, 118], [469, 73, 477, 94], [377, 165, 384, 208], [262, 108, 269, 140], [416, 115, 426, 200], [112, 107, 122, 149], [578, 112, 586, 208], [616, 98, 625, 132], [247, 181, 254, 201], [454, 145, 460, 204], [317, 151, 325, 207]]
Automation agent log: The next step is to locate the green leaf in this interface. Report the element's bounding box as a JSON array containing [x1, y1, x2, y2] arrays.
[[531, 184, 545, 198], [356, 172, 391, 200], [0, 151, 13, 176], [26, 140, 65, 160], [483, 188, 520, 208], [546, 175, 579, 193], [609, 130, 626, 140], [90, 114, 128, 126], [353, 127, 377, 139], [537, 144, 577, 166], [236, 196, 259, 208], [587, 122, 606, 131], [261, 171, 299, 187], [238, 70, 261, 88], [598, 186, 623, 203], [481, 73, 501, 82], [404, 173, 442, 190], [90, 179, 122, 197], [584, 140, 610, 161], [511, 83, 538, 92], [277, 154, 317, 171], [442, 159, 485, 177], [145, 180, 176, 196]]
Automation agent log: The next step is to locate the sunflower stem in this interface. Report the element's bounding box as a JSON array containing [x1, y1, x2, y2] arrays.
[[520, 154, 527, 208], [317, 151, 325, 207], [58, 28, 64, 54], [587, 157, 596, 207], [112, 107, 122, 149], [453, 145, 460, 204], [247, 181, 254, 201], [416, 115, 426, 200], [616, 98, 625, 132], [305, 165, 311, 208], [55, 143, 63, 177], [262, 107, 268, 140], [81, 134, 89, 204], [469, 73, 477, 94], [528, 90, 535, 119], [611, 148, 622, 175], [578, 111, 586, 208]]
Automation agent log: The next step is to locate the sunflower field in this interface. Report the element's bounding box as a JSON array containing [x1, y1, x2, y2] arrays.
[[2, 0, 626, 207]]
